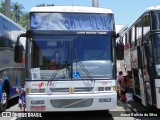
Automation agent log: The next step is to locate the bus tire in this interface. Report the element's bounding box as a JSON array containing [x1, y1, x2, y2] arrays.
[[0, 83, 9, 112]]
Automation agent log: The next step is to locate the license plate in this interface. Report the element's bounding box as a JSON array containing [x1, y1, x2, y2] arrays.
[[30, 106, 45, 111]]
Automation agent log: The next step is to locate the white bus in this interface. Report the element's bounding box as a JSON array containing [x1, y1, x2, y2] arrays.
[[0, 13, 25, 111], [15, 6, 124, 112], [118, 6, 160, 109]]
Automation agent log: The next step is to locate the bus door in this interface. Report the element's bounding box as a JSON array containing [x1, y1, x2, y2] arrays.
[[145, 38, 156, 106], [137, 46, 147, 106], [141, 40, 153, 106], [131, 49, 141, 97]]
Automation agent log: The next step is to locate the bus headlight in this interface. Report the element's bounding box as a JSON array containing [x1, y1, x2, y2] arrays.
[[98, 87, 104, 91], [105, 87, 111, 91], [31, 89, 45, 93], [98, 87, 111, 91]]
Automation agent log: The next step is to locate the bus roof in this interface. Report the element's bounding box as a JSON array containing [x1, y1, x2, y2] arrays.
[[30, 6, 113, 14], [145, 5, 160, 12], [0, 13, 26, 32]]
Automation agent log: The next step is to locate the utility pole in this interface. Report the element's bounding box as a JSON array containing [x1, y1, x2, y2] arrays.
[[92, 0, 99, 7], [5, 0, 11, 18]]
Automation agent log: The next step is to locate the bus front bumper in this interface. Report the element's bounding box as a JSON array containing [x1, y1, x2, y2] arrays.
[[25, 92, 117, 112]]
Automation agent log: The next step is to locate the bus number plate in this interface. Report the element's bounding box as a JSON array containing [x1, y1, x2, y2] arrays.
[[30, 106, 46, 111]]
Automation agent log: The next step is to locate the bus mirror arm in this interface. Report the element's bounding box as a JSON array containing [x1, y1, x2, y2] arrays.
[[14, 33, 26, 63], [116, 33, 120, 38], [17, 33, 26, 42]]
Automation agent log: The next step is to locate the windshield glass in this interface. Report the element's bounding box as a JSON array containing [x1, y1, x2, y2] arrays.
[[153, 34, 160, 77], [151, 10, 160, 30], [30, 13, 114, 31], [72, 35, 113, 79], [30, 34, 114, 80]]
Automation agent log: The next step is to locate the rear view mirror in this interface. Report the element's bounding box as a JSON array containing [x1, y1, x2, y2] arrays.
[[14, 44, 24, 63], [144, 45, 151, 58], [116, 42, 124, 60], [14, 33, 26, 63]]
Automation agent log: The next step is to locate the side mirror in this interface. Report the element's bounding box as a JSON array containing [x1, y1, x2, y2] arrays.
[[14, 44, 24, 63], [14, 33, 26, 63], [116, 42, 124, 60], [144, 45, 151, 58]]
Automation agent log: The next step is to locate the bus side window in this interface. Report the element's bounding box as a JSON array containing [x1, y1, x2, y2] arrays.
[[3, 36, 13, 48], [2, 19, 13, 48], [137, 46, 142, 68], [145, 44, 151, 58]]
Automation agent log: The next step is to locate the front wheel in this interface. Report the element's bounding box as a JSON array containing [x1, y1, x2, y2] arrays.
[[0, 89, 8, 111]]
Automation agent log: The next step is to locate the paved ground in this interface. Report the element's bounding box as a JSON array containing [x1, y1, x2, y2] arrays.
[[115, 97, 160, 120], [1, 96, 160, 120]]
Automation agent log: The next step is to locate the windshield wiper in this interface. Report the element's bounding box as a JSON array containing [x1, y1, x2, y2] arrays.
[[74, 49, 93, 80], [77, 60, 93, 80], [50, 48, 70, 80], [49, 60, 69, 80]]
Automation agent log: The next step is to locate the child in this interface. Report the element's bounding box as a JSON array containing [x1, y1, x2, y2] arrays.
[[16, 81, 26, 112]]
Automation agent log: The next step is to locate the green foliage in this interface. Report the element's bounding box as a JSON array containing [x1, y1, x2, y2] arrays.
[[0, 1, 5, 14], [0, 1, 54, 30], [0, 0, 29, 29]]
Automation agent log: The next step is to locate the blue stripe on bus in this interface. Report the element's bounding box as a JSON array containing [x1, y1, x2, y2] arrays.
[[0, 77, 20, 100], [0, 77, 9, 101]]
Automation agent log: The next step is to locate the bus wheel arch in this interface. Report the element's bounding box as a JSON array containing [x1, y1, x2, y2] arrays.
[[0, 80, 10, 111]]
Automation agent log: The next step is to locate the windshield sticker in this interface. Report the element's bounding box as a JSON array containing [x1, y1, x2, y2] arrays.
[[31, 68, 41, 80], [73, 72, 80, 79], [156, 65, 160, 76], [30, 13, 113, 31]]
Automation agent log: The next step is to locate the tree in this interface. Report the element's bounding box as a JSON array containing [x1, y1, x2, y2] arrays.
[[0, 1, 5, 14], [36, 3, 54, 7], [20, 12, 29, 30], [11, 2, 24, 22], [5, 0, 11, 18], [0, 1, 29, 29]]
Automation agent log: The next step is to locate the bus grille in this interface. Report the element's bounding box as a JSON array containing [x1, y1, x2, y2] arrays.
[[49, 87, 93, 92], [50, 98, 93, 108]]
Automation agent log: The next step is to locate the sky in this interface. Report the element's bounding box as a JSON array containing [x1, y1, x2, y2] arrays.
[[9, 0, 160, 27]]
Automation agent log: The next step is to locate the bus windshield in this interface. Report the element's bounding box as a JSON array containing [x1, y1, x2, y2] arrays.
[[151, 10, 160, 30], [30, 13, 114, 31], [30, 34, 114, 80]]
